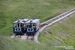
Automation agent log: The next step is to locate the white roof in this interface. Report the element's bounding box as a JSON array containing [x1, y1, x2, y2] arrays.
[[26, 19, 39, 23], [13, 19, 28, 23]]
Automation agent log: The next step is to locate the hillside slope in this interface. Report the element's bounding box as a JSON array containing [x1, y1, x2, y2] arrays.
[[38, 13, 75, 49], [0, 35, 65, 50], [0, 0, 75, 36], [0, 0, 75, 50]]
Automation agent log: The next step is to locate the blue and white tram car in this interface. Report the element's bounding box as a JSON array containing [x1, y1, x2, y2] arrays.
[[26, 19, 40, 35], [13, 18, 28, 35]]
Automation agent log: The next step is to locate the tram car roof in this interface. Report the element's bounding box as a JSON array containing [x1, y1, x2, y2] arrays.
[[26, 19, 39, 23], [13, 19, 28, 24]]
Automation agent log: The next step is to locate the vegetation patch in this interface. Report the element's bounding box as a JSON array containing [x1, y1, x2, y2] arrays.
[[39, 13, 75, 48], [0, 0, 75, 50]]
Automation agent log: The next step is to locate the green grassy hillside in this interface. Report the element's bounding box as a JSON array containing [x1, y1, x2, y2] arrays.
[[0, 35, 65, 50], [38, 13, 75, 49], [0, 0, 75, 50], [0, 0, 75, 36]]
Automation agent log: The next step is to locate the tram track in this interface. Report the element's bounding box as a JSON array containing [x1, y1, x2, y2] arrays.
[[34, 8, 75, 43], [11, 9, 75, 43], [40, 9, 75, 28]]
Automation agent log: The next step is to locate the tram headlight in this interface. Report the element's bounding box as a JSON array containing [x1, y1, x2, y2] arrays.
[[19, 28, 21, 31], [15, 28, 17, 31]]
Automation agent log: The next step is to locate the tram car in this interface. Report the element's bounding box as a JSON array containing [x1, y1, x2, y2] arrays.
[[13, 18, 28, 35], [26, 19, 40, 35]]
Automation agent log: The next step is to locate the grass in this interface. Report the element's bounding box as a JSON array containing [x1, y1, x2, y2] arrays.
[[38, 13, 75, 49], [0, 0, 75, 50], [0, 35, 65, 50], [0, 0, 75, 36]]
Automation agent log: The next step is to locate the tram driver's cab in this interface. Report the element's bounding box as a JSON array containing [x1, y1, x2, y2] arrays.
[[26, 19, 40, 35], [13, 19, 28, 35]]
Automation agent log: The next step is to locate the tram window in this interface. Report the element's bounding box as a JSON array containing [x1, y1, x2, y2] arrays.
[[13, 23, 17, 27], [20, 23, 24, 27], [33, 23, 36, 26], [18, 23, 19, 27], [27, 25, 30, 27]]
